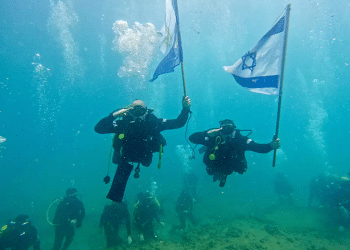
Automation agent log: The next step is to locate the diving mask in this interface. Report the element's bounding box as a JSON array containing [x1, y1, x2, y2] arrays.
[[130, 106, 147, 117], [221, 125, 234, 135], [219, 119, 235, 135], [130, 100, 147, 117]]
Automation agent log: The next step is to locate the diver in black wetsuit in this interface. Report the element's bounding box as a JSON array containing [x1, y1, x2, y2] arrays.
[[273, 172, 294, 206], [51, 188, 85, 250], [133, 192, 164, 241], [170, 188, 198, 232], [95, 96, 191, 202], [0, 215, 40, 250], [307, 173, 338, 208], [189, 119, 280, 187], [308, 173, 350, 230], [100, 200, 132, 247]]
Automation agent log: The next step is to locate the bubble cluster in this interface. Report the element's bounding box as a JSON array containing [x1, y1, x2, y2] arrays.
[[48, 0, 84, 82], [176, 145, 193, 173], [308, 101, 328, 154], [0, 136, 6, 143], [297, 67, 328, 158], [32, 54, 55, 133], [99, 34, 107, 74], [0, 136, 5, 158], [150, 180, 158, 197], [112, 20, 162, 84]]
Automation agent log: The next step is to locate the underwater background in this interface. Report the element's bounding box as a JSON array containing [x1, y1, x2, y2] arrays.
[[1, 0, 350, 249]]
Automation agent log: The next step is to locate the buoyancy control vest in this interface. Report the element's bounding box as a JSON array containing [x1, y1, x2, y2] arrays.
[[112, 111, 166, 164], [204, 130, 247, 175]]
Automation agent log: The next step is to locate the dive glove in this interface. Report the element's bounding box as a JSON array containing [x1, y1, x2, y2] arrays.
[[270, 137, 281, 149], [182, 96, 191, 109], [112, 108, 129, 117]]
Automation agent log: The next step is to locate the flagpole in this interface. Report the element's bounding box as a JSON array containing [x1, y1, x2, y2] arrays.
[[174, 0, 187, 97], [181, 62, 187, 96], [273, 4, 291, 167]]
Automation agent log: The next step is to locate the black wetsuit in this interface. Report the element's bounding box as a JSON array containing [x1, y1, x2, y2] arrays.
[[273, 173, 294, 206], [0, 221, 40, 250], [189, 129, 273, 176], [308, 174, 350, 227], [100, 202, 131, 247], [174, 190, 197, 230], [51, 196, 85, 250], [95, 108, 189, 202], [133, 198, 161, 240]]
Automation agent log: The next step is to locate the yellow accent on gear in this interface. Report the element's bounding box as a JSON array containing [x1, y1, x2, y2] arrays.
[[46, 198, 63, 226], [209, 136, 222, 161], [154, 197, 161, 208], [1, 225, 7, 231], [118, 134, 125, 140], [209, 154, 216, 161], [158, 144, 163, 169]]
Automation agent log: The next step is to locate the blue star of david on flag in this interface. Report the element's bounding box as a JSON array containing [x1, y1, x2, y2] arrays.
[[241, 52, 256, 71]]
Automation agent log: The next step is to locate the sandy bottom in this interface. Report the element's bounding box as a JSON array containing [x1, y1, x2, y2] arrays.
[[54, 204, 350, 250]]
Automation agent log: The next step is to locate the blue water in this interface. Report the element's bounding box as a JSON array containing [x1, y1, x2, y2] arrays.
[[1, 0, 350, 249]]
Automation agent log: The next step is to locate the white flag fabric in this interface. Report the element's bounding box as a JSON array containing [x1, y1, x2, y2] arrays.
[[150, 0, 183, 82], [223, 6, 289, 95]]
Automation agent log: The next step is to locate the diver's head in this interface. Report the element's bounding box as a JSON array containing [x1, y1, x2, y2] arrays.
[[219, 119, 236, 135], [66, 188, 77, 197], [181, 188, 191, 196], [137, 192, 147, 201], [130, 100, 147, 117], [137, 191, 152, 202]]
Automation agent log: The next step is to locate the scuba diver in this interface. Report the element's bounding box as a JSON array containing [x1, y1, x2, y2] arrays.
[[170, 188, 198, 233], [0, 215, 40, 250], [94, 96, 191, 202], [189, 119, 280, 187], [273, 172, 294, 206], [308, 173, 350, 230], [307, 173, 342, 208], [51, 188, 85, 250], [133, 192, 165, 241], [100, 200, 132, 247]]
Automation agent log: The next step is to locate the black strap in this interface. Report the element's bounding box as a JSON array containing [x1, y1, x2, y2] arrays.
[[184, 111, 197, 160]]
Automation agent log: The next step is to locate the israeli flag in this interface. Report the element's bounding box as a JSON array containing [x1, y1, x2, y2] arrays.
[[223, 6, 289, 95], [150, 0, 183, 82]]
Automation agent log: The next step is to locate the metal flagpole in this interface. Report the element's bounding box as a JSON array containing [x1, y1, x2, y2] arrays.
[[174, 0, 187, 97], [181, 61, 187, 96], [273, 4, 291, 167]]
